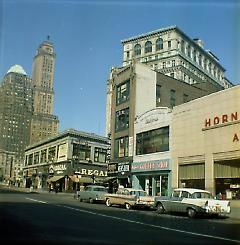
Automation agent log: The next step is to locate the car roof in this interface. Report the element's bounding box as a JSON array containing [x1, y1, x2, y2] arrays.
[[86, 185, 106, 188], [173, 188, 210, 194], [119, 188, 146, 192]]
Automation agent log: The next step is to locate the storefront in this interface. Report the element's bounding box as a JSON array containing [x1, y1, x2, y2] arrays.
[[107, 162, 131, 192], [171, 85, 240, 198], [133, 107, 172, 196], [131, 159, 171, 196]]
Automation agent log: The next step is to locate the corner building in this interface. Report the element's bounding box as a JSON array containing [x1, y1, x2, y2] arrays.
[[171, 85, 240, 198]]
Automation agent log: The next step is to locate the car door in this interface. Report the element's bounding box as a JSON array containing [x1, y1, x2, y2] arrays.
[[169, 190, 182, 212]]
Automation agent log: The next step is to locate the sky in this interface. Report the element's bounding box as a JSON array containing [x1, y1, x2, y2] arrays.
[[0, 0, 239, 137]]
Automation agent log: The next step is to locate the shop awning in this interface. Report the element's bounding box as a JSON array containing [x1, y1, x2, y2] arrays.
[[69, 176, 80, 183], [47, 176, 64, 182], [79, 177, 93, 183]]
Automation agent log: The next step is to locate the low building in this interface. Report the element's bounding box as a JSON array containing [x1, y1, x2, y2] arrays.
[[23, 129, 110, 192], [171, 85, 240, 198]]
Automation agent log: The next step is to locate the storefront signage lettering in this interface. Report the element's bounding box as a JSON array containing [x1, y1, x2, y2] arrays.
[[204, 112, 238, 128], [233, 133, 239, 142], [108, 163, 118, 173], [118, 163, 130, 173], [132, 159, 170, 172], [75, 169, 108, 177], [145, 117, 158, 124]]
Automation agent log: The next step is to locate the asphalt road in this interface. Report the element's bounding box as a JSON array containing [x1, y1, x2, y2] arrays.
[[0, 187, 239, 245]]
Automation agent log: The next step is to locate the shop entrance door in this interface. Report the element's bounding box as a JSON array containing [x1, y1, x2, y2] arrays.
[[153, 175, 168, 196]]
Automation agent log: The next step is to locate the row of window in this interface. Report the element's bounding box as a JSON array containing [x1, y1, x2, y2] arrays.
[[114, 126, 169, 158], [133, 38, 170, 56], [26, 145, 108, 165]]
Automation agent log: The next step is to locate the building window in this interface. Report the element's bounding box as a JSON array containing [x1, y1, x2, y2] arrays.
[[162, 62, 166, 68], [156, 38, 163, 50], [33, 152, 39, 164], [115, 108, 129, 132], [181, 40, 185, 53], [126, 51, 130, 59], [73, 143, 91, 161], [134, 44, 141, 56], [136, 126, 169, 155], [94, 147, 107, 163], [172, 60, 175, 67], [48, 146, 56, 161], [116, 80, 130, 105], [114, 136, 129, 158], [40, 149, 47, 163], [199, 54, 202, 67], [170, 89, 176, 108], [193, 50, 196, 62], [156, 84, 161, 106], [168, 41, 171, 49], [187, 45, 191, 57], [28, 154, 33, 165], [183, 94, 189, 103], [145, 41, 152, 53]]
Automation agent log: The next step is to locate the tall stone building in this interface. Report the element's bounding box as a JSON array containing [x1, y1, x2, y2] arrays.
[[106, 25, 233, 137], [121, 25, 233, 89], [30, 39, 59, 144], [0, 65, 33, 180]]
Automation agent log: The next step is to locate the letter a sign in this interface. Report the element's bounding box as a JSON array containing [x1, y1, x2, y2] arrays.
[[233, 133, 239, 142]]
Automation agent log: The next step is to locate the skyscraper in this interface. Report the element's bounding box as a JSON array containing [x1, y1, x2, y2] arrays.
[[0, 65, 33, 180], [30, 39, 59, 144], [0, 65, 33, 158]]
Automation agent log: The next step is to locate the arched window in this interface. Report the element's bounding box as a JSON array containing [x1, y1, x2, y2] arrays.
[[156, 38, 163, 51], [134, 44, 141, 56], [145, 41, 152, 53], [181, 40, 185, 53]]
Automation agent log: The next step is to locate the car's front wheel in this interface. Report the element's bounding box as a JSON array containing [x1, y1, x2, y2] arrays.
[[125, 203, 132, 210], [187, 208, 197, 218], [89, 198, 94, 204], [106, 199, 111, 207], [156, 203, 165, 214]]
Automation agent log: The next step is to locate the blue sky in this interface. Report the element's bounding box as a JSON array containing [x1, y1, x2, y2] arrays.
[[0, 0, 239, 136]]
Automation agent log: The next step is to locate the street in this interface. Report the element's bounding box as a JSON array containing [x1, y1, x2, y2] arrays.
[[0, 187, 239, 245]]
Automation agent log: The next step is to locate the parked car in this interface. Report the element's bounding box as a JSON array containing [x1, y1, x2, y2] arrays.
[[76, 185, 108, 203], [154, 188, 231, 218], [105, 188, 155, 210]]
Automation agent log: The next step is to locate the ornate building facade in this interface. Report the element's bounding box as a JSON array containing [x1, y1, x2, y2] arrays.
[[30, 39, 59, 144]]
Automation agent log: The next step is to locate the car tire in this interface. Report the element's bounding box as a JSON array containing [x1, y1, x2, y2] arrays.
[[125, 203, 132, 210], [187, 208, 197, 218], [79, 197, 83, 202], [106, 199, 111, 207], [156, 203, 165, 214], [89, 198, 94, 204]]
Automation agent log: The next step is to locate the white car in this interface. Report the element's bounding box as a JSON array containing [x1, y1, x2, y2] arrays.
[[154, 188, 231, 218]]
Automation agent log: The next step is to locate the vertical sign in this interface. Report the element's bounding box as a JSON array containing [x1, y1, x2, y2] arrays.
[[128, 136, 133, 157]]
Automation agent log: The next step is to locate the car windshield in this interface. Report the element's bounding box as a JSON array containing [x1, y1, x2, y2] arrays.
[[191, 192, 212, 199], [130, 191, 147, 197]]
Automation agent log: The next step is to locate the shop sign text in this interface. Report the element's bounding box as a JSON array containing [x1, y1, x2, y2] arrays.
[[75, 169, 107, 176], [132, 159, 169, 172], [204, 112, 238, 128]]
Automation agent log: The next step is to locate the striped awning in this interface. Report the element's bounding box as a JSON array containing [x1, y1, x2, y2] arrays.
[[47, 176, 64, 182]]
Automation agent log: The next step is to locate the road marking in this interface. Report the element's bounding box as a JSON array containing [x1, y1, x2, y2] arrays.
[[57, 204, 240, 244], [25, 198, 47, 204]]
